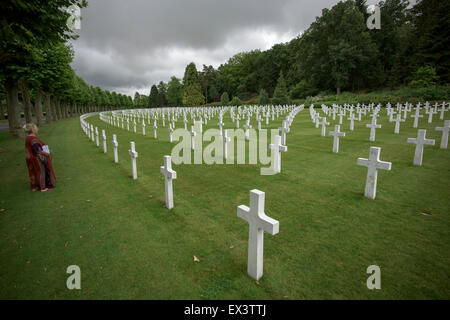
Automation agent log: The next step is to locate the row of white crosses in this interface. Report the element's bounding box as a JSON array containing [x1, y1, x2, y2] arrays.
[[309, 102, 449, 199]]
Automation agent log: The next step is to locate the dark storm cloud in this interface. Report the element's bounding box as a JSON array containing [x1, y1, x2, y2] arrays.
[[70, 0, 377, 96]]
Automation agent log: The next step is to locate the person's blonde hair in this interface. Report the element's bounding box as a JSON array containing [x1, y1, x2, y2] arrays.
[[23, 123, 36, 135]]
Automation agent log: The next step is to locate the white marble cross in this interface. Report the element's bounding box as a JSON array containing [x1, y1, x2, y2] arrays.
[[237, 189, 279, 281], [427, 108, 437, 124], [112, 134, 119, 163], [438, 104, 447, 120], [133, 120, 137, 133], [411, 107, 423, 128], [160, 155, 177, 209], [435, 120, 450, 149], [278, 120, 290, 144], [142, 120, 146, 136], [218, 118, 224, 136], [236, 114, 240, 128], [198, 117, 203, 133], [184, 116, 188, 130], [243, 119, 252, 140], [269, 135, 287, 174], [265, 112, 269, 125], [102, 129, 107, 153], [126, 118, 130, 131], [90, 125, 95, 142], [393, 113, 404, 134], [257, 116, 262, 131], [348, 113, 357, 131], [357, 147, 392, 199], [338, 111, 344, 125], [320, 117, 329, 137], [168, 123, 174, 143], [153, 120, 158, 139], [407, 129, 435, 165], [223, 129, 230, 159], [190, 126, 196, 150], [366, 117, 381, 142], [128, 141, 138, 179], [329, 125, 345, 153], [95, 127, 99, 147]]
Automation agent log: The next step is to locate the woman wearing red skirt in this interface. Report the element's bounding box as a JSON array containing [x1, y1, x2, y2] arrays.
[[24, 123, 56, 192]]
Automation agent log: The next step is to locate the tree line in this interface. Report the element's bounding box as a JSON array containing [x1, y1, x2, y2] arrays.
[[0, 0, 135, 138], [145, 0, 449, 108]]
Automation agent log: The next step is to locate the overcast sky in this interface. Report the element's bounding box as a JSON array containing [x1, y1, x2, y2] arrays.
[[70, 0, 378, 97]]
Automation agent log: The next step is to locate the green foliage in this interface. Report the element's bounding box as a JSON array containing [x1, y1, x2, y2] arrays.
[[409, 66, 440, 88], [258, 89, 270, 105], [230, 96, 242, 106], [182, 63, 205, 107], [166, 77, 183, 106], [272, 71, 289, 105], [149, 85, 159, 108], [290, 80, 318, 99], [220, 92, 229, 106]]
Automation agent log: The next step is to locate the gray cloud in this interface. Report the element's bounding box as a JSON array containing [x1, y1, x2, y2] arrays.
[[70, 0, 378, 97]]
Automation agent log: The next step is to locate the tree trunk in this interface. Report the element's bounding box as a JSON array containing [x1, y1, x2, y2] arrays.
[[5, 80, 24, 138], [336, 87, 341, 95], [56, 97, 62, 119], [19, 78, 33, 123], [34, 90, 44, 126], [44, 92, 52, 124], [0, 99, 5, 120], [51, 96, 58, 121]]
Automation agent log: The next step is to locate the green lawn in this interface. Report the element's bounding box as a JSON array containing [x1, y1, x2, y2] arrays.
[[0, 107, 449, 299]]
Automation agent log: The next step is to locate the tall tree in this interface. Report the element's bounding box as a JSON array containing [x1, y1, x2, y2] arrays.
[[272, 71, 289, 105], [166, 76, 183, 106], [182, 62, 205, 106], [149, 85, 159, 108]]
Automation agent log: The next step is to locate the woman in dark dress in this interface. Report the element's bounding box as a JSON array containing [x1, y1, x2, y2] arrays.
[[24, 123, 56, 192]]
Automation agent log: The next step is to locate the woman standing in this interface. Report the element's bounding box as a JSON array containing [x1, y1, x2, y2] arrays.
[[24, 123, 56, 192]]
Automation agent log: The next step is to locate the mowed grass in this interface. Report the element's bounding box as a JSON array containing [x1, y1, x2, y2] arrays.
[[0, 107, 449, 299]]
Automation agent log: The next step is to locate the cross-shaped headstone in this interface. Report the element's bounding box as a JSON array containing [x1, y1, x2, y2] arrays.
[[320, 117, 329, 137], [90, 125, 95, 142], [218, 118, 224, 136], [128, 141, 138, 179], [243, 119, 252, 140], [393, 113, 405, 134], [223, 129, 231, 159], [438, 103, 447, 120], [168, 124, 174, 143], [329, 125, 346, 153], [190, 126, 196, 150], [407, 129, 435, 166], [153, 120, 158, 139], [160, 155, 177, 209], [435, 120, 450, 149], [348, 113, 357, 131], [102, 129, 107, 153], [366, 117, 381, 142], [236, 114, 240, 128], [95, 127, 99, 147], [357, 147, 392, 199], [278, 120, 290, 145], [112, 134, 119, 163], [269, 135, 287, 174], [237, 189, 279, 281]]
